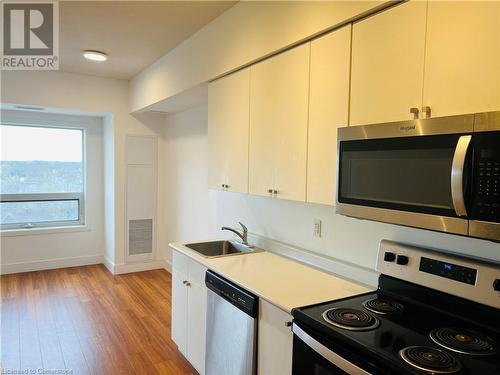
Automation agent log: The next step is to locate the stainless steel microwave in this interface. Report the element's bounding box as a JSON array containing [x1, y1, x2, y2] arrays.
[[336, 111, 500, 242]]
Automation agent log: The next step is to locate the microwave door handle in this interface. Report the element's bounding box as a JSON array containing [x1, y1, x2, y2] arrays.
[[292, 323, 373, 375], [451, 135, 472, 217]]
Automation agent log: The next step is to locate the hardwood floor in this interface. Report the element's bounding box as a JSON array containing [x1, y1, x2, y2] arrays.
[[1, 265, 198, 375]]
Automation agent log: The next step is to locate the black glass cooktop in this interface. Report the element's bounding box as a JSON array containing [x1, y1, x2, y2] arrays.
[[292, 276, 500, 375]]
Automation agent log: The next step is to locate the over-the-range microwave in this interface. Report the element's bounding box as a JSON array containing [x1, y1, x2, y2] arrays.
[[336, 111, 500, 242]]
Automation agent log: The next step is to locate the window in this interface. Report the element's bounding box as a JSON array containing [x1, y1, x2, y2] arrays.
[[0, 124, 85, 229]]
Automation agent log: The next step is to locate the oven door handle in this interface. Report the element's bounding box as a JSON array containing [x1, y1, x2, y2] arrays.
[[451, 135, 472, 217], [292, 323, 373, 375]]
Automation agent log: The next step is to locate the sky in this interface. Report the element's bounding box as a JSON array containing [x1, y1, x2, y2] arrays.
[[0, 125, 83, 162]]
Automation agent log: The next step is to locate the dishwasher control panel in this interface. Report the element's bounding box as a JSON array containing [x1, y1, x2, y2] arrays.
[[205, 270, 258, 318]]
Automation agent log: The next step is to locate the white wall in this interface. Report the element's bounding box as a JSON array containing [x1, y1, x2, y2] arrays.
[[103, 115, 115, 266], [130, 1, 386, 111], [162, 105, 217, 266], [162, 105, 500, 281], [215, 194, 500, 269], [0, 70, 165, 273]]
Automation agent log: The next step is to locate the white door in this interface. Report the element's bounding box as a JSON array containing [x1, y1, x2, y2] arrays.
[[249, 56, 279, 198], [208, 68, 250, 193], [350, 1, 427, 125], [273, 44, 310, 202], [249, 44, 310, 201], [422, 1, 500, 117], [171, 269, 188, 356], [187, 281, 207, 375], [258, 300, 293, 375], [307, 25, 351, 206]]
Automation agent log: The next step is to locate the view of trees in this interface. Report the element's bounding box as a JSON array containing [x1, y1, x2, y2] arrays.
[[0, 161, 83, 225]]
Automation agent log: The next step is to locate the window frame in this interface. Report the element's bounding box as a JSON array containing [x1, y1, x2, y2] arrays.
[[0, 122, 87, 231]]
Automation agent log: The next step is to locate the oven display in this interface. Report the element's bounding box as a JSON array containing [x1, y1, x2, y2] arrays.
[[419, 257, 477, 285]]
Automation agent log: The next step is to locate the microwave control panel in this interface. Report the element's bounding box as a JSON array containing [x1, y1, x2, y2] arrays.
[[471, 132, 500, 222]]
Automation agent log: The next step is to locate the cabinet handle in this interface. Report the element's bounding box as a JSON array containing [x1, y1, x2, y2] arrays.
[[225, 184, 229, 189], [422, 106, 432, 119], [185, 282, 191, 287], [410, 107, 419, 119], [273, 190, 278, 196], [268, 189, 273, 195], [182, 280, 187, 284]]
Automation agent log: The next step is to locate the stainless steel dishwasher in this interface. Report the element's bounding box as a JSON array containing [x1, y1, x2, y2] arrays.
[[205, 270, 258, 375]]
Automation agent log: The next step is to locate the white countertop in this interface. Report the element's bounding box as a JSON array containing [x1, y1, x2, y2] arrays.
[[169, 241, 372, 313]]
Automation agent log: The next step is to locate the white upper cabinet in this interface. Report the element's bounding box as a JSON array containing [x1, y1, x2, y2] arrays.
[[249, 44, 310, 202], [208, 1, 499, 206], [350, 1, 427, 125], [423, 1, 500, 118], [208, 68, 250, 193], [307, 26, 351, 206]]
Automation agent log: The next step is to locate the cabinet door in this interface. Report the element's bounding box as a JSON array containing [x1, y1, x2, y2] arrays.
[[350, 1, 427, 126], [307, 26, 351, 206], [171, 268, 188, 356], [208, 68, 250, 193], [249, 44, 310, 201], [423, 2, 500, 117], [258, 300, 293, 375], [187, 281, 207, 375], [249, 60, 279, 197]]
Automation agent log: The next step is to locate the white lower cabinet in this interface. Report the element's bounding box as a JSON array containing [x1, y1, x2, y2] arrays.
[[172, 250, 294, 375], [258, 299, 293, 375], [171, 269, 189, 354], [171, 250, 208, 375]]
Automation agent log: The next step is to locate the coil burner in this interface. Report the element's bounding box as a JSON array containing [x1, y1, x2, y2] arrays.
[[322, 308, 380, 331], [399, 346, 462, 374]]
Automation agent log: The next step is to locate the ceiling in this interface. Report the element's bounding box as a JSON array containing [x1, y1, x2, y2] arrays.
[[59, 1, 236, 80]]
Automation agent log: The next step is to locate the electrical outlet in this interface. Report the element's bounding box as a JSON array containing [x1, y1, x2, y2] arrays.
[[313, 218, 322, 238]]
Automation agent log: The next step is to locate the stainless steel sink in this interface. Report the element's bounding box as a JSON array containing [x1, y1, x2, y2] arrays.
[[185, 240, 261, 258]]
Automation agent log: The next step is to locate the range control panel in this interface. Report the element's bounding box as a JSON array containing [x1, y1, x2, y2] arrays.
[[419, 257, 477, 285], [377, 240, 500, 309]]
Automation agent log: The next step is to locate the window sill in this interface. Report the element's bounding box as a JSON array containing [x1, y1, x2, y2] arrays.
[[0, 224, 89, 237]]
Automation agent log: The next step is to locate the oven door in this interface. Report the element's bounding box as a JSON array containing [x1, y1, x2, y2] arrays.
[[292, 323, 375, 375], [336, 117, 474, 235]]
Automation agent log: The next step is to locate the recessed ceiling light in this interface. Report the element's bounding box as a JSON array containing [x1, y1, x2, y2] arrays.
[[83, 50, 108, 62]]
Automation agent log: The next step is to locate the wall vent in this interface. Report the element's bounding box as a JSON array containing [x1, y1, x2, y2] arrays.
[[128, 219, 153, 255]]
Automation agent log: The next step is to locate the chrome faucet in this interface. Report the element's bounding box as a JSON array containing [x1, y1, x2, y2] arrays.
[[221, 222, 250, 246]]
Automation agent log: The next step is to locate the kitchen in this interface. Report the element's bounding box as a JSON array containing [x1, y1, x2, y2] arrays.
[[1, 1, 499, 375]]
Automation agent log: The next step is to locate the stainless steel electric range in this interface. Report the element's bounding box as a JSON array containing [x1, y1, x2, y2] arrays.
[[292, 240, 500, 375]]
